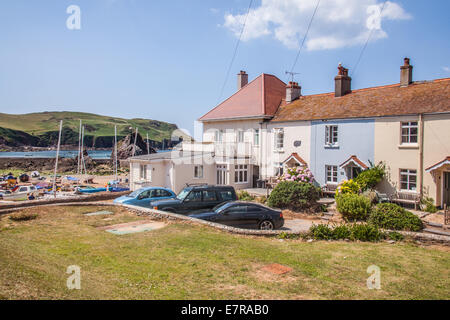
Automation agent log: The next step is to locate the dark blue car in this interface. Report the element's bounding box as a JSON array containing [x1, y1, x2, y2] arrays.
[[189, 201, 284, 230], [114, 187, 176, 208]]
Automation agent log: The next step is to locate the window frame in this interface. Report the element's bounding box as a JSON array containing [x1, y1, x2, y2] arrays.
[[254, 129, 260, 146], [237, 130, 245, 143], [234, 164, 249, 184], [399, 169, 417, 192], [214, 130, 224, 143], [325, 165, 338, 184], [139, 164, 147, 181], [194, 165, 204, 179], [325, 125, 339, 146], [400, 122, 418, 145], [273, 128, 284, 151]]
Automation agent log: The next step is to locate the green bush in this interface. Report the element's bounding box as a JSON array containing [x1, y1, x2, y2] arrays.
[[267, 181, 321, 211], [335, 179, 360, 197], [336, 194, 372, 221], [355, 162, 386, 192], [387, 231, 405, 241], [369, 203, 424, 232], [349, 224, 383, 242], [237, 191, 255, 201], [308, 223, 383, 242], [309, 224, 334, 240], [421, 197, 438, 214]]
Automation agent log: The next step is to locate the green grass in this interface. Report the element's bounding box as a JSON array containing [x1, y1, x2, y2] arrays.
[[0, 111, 187, 142], [0, 206, 449, 300]]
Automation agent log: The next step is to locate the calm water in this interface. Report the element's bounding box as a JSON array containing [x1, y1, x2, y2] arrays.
[[0, 150, 112, 160]]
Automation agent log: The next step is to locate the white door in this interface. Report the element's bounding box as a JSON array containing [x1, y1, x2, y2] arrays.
[[216, 165, 227, 185]]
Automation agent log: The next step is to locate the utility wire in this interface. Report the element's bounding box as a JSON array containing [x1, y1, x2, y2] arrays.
[[288, 0, 321, 80], [351, 0, 388, 76], [217, 0, 254, 104]]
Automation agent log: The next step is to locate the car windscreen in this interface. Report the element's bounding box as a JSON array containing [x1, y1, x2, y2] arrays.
[[213, 202, 234, 213], [176, 188, 191, 200], [128, 189, 144, 198]]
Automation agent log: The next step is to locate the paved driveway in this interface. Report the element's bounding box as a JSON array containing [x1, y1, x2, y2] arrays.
[[281, 219, 322, 232]]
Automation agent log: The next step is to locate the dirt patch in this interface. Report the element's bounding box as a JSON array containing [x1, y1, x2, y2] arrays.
[[261, 263, 293, 275], [282, 210, 321, 221], [423, 213, 445, 225]]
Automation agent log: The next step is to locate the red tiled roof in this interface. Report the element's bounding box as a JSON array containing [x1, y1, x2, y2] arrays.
[[199, 74, 286, 122], [340, 155, 369, 170], [282, 153, 308, 166], [272, 78, 450, 122], [425, 156, 450, 172]]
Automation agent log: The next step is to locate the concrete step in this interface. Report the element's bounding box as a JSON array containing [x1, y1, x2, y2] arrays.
[[423, 228, 450, 237]]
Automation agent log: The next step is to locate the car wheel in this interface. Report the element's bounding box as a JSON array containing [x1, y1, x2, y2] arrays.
[[259, 220, 274, 230]]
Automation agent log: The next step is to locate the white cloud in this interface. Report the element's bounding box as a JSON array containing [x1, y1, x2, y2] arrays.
[[443, 67, 450, 73], [223, 0, 411, 50]]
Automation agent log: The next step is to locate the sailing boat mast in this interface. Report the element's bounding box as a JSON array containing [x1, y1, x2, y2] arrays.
[[146, 133, 150, 155], [52, 120, 63, 198], [114, 125, 118, 181], [77, 120, 82, 175]]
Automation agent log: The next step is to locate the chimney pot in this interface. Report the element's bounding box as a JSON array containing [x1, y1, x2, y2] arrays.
[[286, 81, 301, 103], [237, 71, 248, 90], [335, 64, 352, 97], [400, 57, 413, 87]]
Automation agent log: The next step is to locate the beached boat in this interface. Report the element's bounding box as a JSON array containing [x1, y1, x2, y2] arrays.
[[0, 185, 39, 200], [75, 186, 107, 194]]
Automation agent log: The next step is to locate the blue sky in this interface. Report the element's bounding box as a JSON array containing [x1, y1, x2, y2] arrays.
[[0, 0, 449, 136]]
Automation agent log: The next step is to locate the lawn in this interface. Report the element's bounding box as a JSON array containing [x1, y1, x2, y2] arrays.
[[0, 206, 449, 300]]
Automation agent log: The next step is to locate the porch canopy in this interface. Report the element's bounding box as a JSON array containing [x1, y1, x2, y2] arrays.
[[426, 157, 450, 173], [339, 155, 368, 170], [282, 153, 308, 168]]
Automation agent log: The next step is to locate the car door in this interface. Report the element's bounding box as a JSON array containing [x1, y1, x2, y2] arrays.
[[148, 189, 175, 206], [217, 205, 247, 228], [135, 190, 152, 206], [202, 190, 220, 210], [181, 190, 203, 214], [245, 204, 267, 229]]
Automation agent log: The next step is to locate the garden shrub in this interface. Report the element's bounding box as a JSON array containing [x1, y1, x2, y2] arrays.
[[349, 224, 383, 242], [335, 179, 360, 197], [237, 191, 255, 201], [308, 223, 383, 242], [387, 231, 405, 241], [355, 162, 386, 192], [421, 197, 438, 214], [336, 193, 372, 221], [309, 224, 334, 240], [278, 166, 315, 183], [267, 181, 320, 211], [369, 203, 424, 232]]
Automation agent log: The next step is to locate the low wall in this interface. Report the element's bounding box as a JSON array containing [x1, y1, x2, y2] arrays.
[[0, 157, 111, 172], [0, 191, 129, 211]]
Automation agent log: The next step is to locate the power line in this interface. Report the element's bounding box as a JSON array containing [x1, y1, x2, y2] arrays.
[[288, 0, 321, 81], [217, 0, 254, 104], [351, 0, 388, 76]]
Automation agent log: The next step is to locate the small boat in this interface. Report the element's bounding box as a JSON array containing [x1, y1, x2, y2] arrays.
[[75, 186, 107, 194], [109, 187, 130, 193]]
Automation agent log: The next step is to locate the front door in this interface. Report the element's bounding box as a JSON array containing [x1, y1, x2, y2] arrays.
[[216, 165, 227, 185], [444, 172, 450, 207], [253, 166, 260, 188]]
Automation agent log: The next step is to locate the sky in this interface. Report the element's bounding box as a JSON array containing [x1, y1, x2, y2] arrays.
[[0, 0, 449, 138]]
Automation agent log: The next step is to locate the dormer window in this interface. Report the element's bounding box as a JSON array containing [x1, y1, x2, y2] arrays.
[[325, 125, 338, 146]]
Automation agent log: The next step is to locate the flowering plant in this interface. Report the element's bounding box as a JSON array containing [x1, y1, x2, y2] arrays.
[[335, 179, 361, 197], [278, 166, 315, 184]]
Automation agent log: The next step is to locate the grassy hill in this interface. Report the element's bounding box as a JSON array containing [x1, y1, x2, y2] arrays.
[[0, 112, 186, 148]]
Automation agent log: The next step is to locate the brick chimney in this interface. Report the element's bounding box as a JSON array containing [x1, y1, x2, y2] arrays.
[[237, 70, 248, 90], [400, 58, 413, 87], [335, 63, 352, 97], [286, 82, 301, 103]]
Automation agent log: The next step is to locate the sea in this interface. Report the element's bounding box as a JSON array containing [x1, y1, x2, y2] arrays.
[[0, 150, 112, 160], [0, 150, 170, 160]]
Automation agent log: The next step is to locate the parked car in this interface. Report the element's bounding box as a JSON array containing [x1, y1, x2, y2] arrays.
[[151, 185, 237, 214], [1, 185, 39, 200], [189, 201, 284, 230], [114, 187, 176, 208]]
